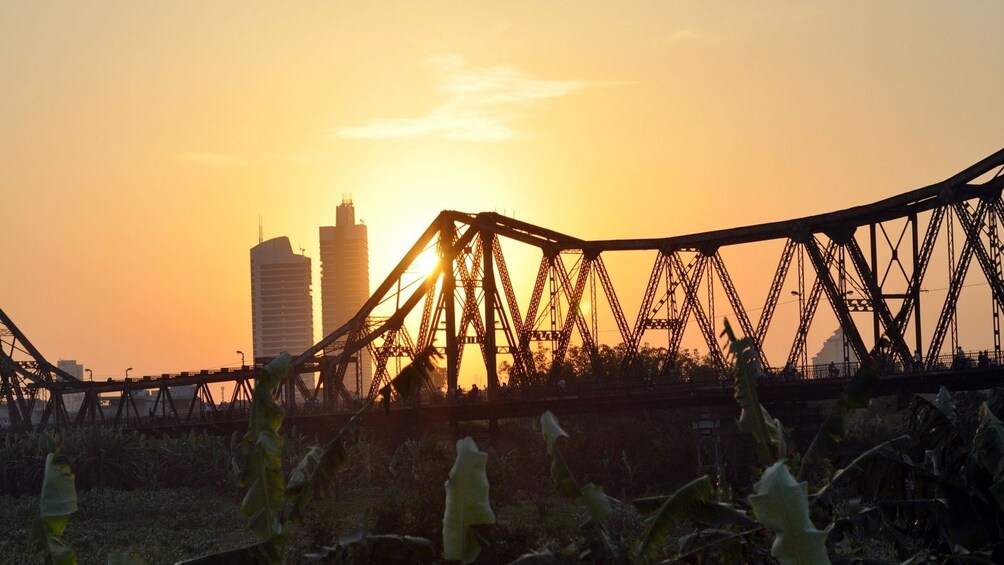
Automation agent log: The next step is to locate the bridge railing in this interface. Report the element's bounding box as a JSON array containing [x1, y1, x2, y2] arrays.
[[6, 348, 1002, 432]]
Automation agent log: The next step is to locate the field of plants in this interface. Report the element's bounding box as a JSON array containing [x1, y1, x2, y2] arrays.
[[5, 331, 1004, 563], [0, 407, 697, 562]]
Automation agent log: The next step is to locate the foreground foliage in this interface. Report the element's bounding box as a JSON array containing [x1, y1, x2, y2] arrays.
[[11, 321, 1004, 563], [183, 347, 445, 563], [503, 322, 1004, 563], [30, 449, 78, 564]]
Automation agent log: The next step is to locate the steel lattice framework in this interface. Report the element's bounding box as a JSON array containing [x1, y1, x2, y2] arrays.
[[3, 148, 1004, 430]]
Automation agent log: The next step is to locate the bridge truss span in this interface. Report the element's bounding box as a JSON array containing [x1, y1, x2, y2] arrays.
[[3, 147, 1004, 430]]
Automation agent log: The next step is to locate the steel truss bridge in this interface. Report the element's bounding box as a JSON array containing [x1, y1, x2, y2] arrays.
[[4, 148, 1004, 432]]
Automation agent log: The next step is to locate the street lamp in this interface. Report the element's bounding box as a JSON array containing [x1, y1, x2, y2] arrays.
[[85, 369, 92, 381], [125, 367, 133, 379], [236, 350, 245, 368]]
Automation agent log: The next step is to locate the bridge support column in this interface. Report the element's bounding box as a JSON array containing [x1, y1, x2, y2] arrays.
[[442, 220, 459, 396], [694, 411, 718, 481], [692, 411, 730, 484], [483, 231, 498, 399]]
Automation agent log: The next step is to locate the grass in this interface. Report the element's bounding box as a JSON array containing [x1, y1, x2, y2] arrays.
[[0, 484, 602, 564], [0, 488, 255, 564]]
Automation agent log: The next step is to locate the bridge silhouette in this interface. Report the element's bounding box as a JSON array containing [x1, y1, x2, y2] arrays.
[[4, 148, 1004, 432]]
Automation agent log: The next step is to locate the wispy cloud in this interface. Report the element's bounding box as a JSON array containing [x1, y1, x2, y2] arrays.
[[668, 29, 702, 44], [657, 28, 730, 46], [271, 148, 339, 166], [336, 53, 591, 142], [177, 152, 248, 167]]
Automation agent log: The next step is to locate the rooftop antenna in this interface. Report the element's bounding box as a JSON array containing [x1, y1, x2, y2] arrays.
[[258, 215, 263, 244]]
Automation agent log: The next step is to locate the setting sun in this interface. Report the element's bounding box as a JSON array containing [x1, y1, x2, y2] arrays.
[[411, 248, 442, 278]]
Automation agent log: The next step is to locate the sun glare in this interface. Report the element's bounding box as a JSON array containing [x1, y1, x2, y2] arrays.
[[412, 249, 442, 277]]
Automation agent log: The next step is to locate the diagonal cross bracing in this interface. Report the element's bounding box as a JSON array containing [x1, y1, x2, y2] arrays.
[[710, 252, 761, 365], [844, 237, 913, 363], [927, 202, 987, 366], [5, 149, 1004, 429]]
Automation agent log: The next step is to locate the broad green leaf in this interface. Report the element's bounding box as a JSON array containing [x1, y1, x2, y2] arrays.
[[816, 435, 918, 503], [379, 346, 441, 413], [934, 386, 957, 426], [40, 451, 77, 534], [580, 483, 612, 525], [443, 437, 496, 564], [237, 354, 289, 481], [540, 411, 580, 498], [826, 504, 882, 545], [903, 390, 963, 453], [635, 495, 755, 528], [901, 391, 968, 484], [722, 320, 783, 466], [286, 446, 323, 496], [538, 411, 611, 524], [676, 527, 762, 563], [235, 354, 290, 545], [505, 551, 558, 564], [973, 402, 1004, 512], [284, 415, 359, 524], [691, 501, 758, 529], [540, 410, 569, 455], [749, 461, 829, 565], [548, 444, 580, 499], [43, 536, 75, 565], [241, 431, 285, 542], [30, 517, 76, 565], [635, 475, 714, 563], [31, 449, 78, 565], [799, 364, 879, 479]]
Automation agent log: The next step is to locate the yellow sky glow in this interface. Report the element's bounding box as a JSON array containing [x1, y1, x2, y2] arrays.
[[2, 1, 1003, 383]]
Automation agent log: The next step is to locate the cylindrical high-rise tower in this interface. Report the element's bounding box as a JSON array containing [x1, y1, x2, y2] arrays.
[[319, 196, 372, 394]]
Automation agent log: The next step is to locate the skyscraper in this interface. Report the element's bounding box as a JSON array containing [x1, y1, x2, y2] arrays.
[[250, 236, 314, 363], [319, 196, 372, 394]]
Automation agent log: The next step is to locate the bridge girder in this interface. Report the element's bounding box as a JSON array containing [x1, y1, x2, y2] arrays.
[[4, 148, 1004, 430]]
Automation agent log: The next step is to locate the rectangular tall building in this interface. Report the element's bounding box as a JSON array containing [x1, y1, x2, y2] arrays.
[[250, 236, 314, 362], [319, 197, 372, 395], [57, 359, 85, 417]]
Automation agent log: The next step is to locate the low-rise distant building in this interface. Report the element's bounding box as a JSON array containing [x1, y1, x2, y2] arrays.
[[811, 328, 859, 376]]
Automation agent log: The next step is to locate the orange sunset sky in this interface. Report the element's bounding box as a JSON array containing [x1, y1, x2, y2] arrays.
[[2, 2, 1002, 380]]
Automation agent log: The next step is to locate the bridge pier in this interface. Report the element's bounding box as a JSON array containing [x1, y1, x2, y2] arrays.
[[692, 411, 731, 483]]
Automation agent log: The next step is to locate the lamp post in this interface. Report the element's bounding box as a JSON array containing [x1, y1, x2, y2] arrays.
[[125, 367, 132, 380], [236, 350, 245, 368], [85, 369, 92, 381]]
